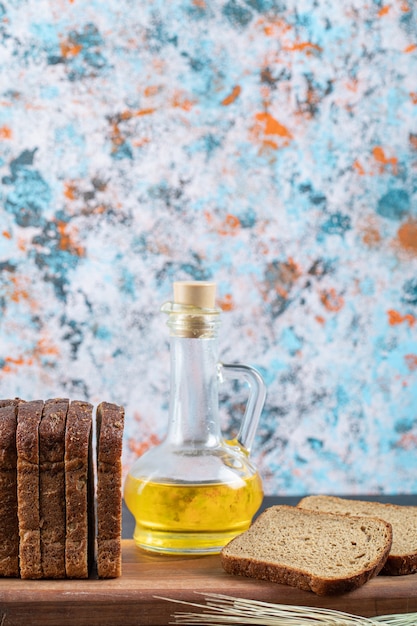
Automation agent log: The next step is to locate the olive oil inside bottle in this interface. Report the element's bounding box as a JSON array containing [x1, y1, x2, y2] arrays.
[[124, 473, 263, 554]]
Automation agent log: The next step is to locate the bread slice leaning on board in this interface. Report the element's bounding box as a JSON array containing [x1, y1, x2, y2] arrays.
[[298, 494, 417, 576], [221, 505, 393, 596], [0, 397, 124, 579]]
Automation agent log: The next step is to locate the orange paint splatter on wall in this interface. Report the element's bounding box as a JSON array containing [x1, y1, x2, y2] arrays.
[[17, 237, 27, 252], [259, 17, 292, 37], [0, 125, 12, 139], [136, 108, 157, 116], [353, 147, 398, 176], [251, 112, 293, 150], [345, 79, 358, 92], [399, 0, 410, 11], [128, 433, 160, 458], [404, 44, 417, 53], [353, 159, 366, 175], [320, 288, 345, 312], [60, 39, 82, 58], [35, 337, 60, 357], [144, 85, 160, 97], [362, 221, 381, 247], [256, 112, 292, 138], [404, 354, 417, 371], [6, 356, 26, 367], [259, 85, 272, 110], [276, 285, 288, 299], [258, 14, 319, 54], [64, 182, 76, 200], [372, 146, 398, 175], [110, 121, 124, 151], [3, 275, 41, 313], [132, 137, 150, 147], [378, 5, 390, 16], [2, 355, 34, 373], [387, 309, 416, 327], [285, 41, 322, 55], [218, 214, 241, 236], [218, 294, 234, 311], [410, 92, 417, 105], [204, 210, 213, 225], [56, 221, 85, 256], [396, 433, 417, 450], [171, 91, 194, 111], [221, 85, 241, 106], [285, 257, 302, 281], [397, 220, 417, 255], [204, 212, 241, 236], [2, 231, 11, 239], [119, 108, 156, 121], [8, 276, 29, 303]]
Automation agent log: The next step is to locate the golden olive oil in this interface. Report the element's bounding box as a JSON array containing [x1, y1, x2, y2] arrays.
[[124, 473, 263, 554]]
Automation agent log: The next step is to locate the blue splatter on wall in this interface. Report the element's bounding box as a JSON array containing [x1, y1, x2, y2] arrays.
[[1, 0, 417, 495]]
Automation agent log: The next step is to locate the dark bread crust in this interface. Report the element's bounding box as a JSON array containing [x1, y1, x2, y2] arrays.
[[0, 399, 21, 409], [96, 402, 124, 578], [65, 400, 93, 579], [0, 399, 21, 577], [221, 506, 393, 596], [39, 398, 69, 578], [0, 399, 20, 470], [16, 400, 44, 579], [222, 551, 390, 596], [384, 554, 417, 576]]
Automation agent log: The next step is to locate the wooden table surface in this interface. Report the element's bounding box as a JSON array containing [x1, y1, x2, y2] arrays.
[[0, 540, 417, 626]]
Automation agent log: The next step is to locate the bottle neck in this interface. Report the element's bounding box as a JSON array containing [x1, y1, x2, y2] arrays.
[[167, 334, 221, 448]]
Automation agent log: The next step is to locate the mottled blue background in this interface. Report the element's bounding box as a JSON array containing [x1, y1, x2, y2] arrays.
[[1, 0, 417, 495]]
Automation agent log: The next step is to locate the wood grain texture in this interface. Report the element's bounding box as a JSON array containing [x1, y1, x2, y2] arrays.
[[0, 541, 416, 625]]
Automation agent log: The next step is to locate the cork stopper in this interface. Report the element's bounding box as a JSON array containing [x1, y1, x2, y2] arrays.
[[173, 281, 216, 309]]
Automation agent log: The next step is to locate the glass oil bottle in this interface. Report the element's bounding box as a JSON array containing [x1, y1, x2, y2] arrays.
[[124, 281, 266, 554]]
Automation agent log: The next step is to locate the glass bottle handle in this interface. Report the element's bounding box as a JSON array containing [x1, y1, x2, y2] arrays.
[[218, 363, 267, 453]]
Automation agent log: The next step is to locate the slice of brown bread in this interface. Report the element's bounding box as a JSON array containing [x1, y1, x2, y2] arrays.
[[65, 400, 93, 578], [221, 505, 392, 596], [0, 399, 21, 577], [96, 401, 124, 578], [298, 495, 417, 576], [16, 399, 44, 579], [39, 398, 69, 578]]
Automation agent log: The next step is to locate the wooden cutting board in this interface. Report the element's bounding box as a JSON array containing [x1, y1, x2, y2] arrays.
[[0, 541, 416, 626]]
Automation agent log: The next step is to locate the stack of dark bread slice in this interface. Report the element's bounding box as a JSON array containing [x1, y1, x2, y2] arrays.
[[0, 398, 124, 579]]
